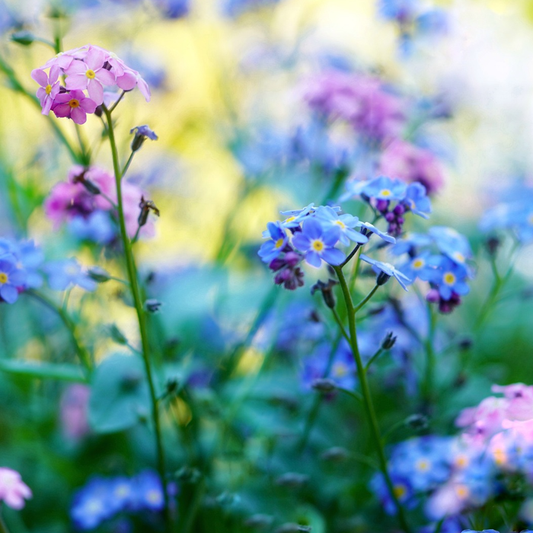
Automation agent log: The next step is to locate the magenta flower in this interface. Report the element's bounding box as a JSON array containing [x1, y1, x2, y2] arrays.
[[52, 90, 97, 125], [31, 65, 61, 115], [64, 47, 117, 105], [0, 468, 32, 510]]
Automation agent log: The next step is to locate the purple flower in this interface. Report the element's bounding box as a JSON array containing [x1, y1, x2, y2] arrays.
[[52, 90, 97, 125], [359, 254, 411, 290], [31, 65, 61, 115], [64, 46, 117, 105], [0, 255, 26, 304], [292, 218, 345, 267]]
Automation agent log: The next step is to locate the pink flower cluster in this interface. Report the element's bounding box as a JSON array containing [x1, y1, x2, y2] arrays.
[[45, 165, 155, 239], [31, 45, 150, 125], [0, 468, 32, 510], [303, 70, 405, 143]]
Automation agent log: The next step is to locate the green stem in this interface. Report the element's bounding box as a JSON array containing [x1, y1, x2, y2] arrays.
[[108, 90, 126, 114], [331, 308, 350, 343], [102, 105, 171, 531], [423, 303, 437, 408], [27, 290, 92, 374], [353, 284, 379, 314], [334, 266, 412, 533], [365, 347, 384, 372], [122, 151, 135, 178]]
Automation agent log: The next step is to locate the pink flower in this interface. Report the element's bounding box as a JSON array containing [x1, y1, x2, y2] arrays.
[[64, 46, 117, 106], [378, 139, 445, 195], [104, 53, 151, 102], [51, 90, 97, 125], [60, 384, 91, 442], [0, 468, 32, 510], [31, 66, 61, 115]]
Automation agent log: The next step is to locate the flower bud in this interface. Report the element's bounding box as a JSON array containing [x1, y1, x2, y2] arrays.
[[381, 331, 397, 350], [138, 197, 160, 228], [11, 31, 36, 46], [145, 299, 162, 313], [405, 414, 428, 430], [311, 378, 337, 393], [321, 446, 349, 462], [311, 279, 337, 309], [275, 473, 309, 488], [376, 271, 391, 286], [87, 266, 111, 283], [130, 125, 158, 152]]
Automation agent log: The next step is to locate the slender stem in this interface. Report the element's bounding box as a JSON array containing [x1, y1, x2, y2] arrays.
[[353, 284, 379, 314], [102, 105, 171, 531], [108, 90, 126, 114], [337, 387, 363, 402], [131, 225, 142, 246], [334, 266, 412, 533], [422, 303, 437, 408], [340, 243, 362, 269], [122, 151, 135, 178], [331, 308, 350, 343], [27, 290, 92, 374], [365, 347, 384, 372]]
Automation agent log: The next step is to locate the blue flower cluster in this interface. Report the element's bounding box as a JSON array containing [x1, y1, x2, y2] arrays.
[[258, 203, 399, 290], [70, 470, 167, 530], [390, 226, 473, 313], [343, 175, 431, 236], [480, 182, 533, 244], [0, 237, 97, 304]]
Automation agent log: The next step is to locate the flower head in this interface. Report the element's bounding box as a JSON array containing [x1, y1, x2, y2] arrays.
[[0, 468, 32, 510], [0, 255, 26, 304], [258, 222, 289, 263], [43, 258, 97, 292], [51, 90, 97, 125], [31, 65, 61, 115], [359, 254, 411, 290]]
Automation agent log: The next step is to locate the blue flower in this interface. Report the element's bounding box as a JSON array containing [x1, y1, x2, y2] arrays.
[[402, 182, 431, 218], [398, 251, 434, 283], [130, 125, 158, 141], [292, 218, 344, 267], [69, 212, 115, 244], [314, 206, 368, 245], [360, 176, 407, 201], [153, 0, 190, 18], [378, 0, 418, 23], [109, 476, 135, 512], [222, 0, 280, 18], [43, 259, 97, 292], [416, 9, 448, 36], [360, 254, 410, 290], [258, 221, 288, 263], [389, 232, 432, 256], [427, 256, 470, 301], [71, 477, 115, 530], [359, 222, 396, 244], [0, 254, 26, 304], [428, 226, 472, 266], [370, 473, 417, 515], [0, 238, 44, 290], [130, 470, 164, 512], [279, 203, 316, 229]]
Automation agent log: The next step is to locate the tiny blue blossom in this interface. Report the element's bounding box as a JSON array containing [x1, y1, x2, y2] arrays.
[[389, 232, 432, 256], [0, 254, 26, 304], [258, 221, 289, 263], [428, 226, 472, 266], [130, 470, 164, 512], [362, 175, 407, 201], [314, 206, 368, 245], [71, 477, 115, 530], [359, 254, 411, 290], [359, 222, 396, 244], [69, 212, 115, 244], [402, 182, 431, 218], [427, 256, 470, 301], [43, 259, 97, 292], [292, 218, 344, 268]]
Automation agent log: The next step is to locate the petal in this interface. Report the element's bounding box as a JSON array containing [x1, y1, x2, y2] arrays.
[[116, 71, 136, 91], [96, 68, 116, 87], [85, 47, 106, 70], [42, 96, 53, 115], [52, 104, 71, 118], [65, 74, 88, 91], [31, 68, 48, 86], [71, 107, 87, 125], [64, 60, 87, 75], [303, 218, 322, 240], [49, 65, 61, 83], [87, 80, 104, 105], [137, 76, 151, 101], [292, 233, 310, 252], [323, 227, 341, 247], [0, 285, 17, 304], [80, 97, 97, 114], [305, 251, 322, 268], [322, 247, 345, 266]]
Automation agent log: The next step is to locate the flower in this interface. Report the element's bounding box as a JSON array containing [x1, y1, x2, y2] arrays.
[[64, 46, 116, 105], [292, 218, 345, 267], [314, 206, 368, 245], [258, 222, 289, 263], [359, 254, 411, 290], [402, 182, 431, 218], [60, 384, 91, 442], [130, 125, 158, 152], [43, 259, 97, 292], [71, 477, 115, 529], [0, 468, 32, 510], [130, 471, 164, 512], [359, 222, 396, 244], [31, 65, 61, 115], [51, 89, 97, 125], [362, 175, 407, 201], [427, 256, 470, 301], [0, 255, 26, 304]]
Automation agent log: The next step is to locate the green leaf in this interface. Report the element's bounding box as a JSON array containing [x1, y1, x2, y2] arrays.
[[0, 360, 87, 382], [88, 353, 150, 434]]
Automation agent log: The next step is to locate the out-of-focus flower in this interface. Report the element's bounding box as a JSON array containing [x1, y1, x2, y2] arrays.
[[0, 239, 44, 289], [71, 477, 115, 530], [130, 471, 164, 511], [60, 384, 91, 442], [0, 468, 32, 510], [222, 0, 280, 18], [360, 254, 411, 290], [0, 254, 26, 304], [258, 222, 288, 263], [43, 258, 97, 292], [153, 0, 190, 18]]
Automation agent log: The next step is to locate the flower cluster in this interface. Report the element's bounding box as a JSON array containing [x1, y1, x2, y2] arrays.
[[32, 45, 150, 124], [258, 203, 401, 290], [71, 470, 167, 530], [0, 468, 32, 510], [45, 165, 155, 241], [480, 181, 533, 244], [343, 175, 431, 236], [390, 226, 473, 313]]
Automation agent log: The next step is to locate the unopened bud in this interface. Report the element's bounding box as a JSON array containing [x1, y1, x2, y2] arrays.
[[138, 196, 160, 228], [311, 378, 337, 393], [310, 279, 337, 309], [376, 271, 391, 286], [486, 235, 500, 257], [130, 125, 158, 152], [405, 414, 428, 430], [11, 30, 35, 46], [88, 266, 111, 283], [381, 331, 397, 350], [145, 299, 162, 313]]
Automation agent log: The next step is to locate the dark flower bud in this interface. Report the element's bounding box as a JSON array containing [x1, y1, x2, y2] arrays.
[[244, 514, 273, 530], [145, 299, 162, 313], [109, 324, 128, 345], [376, 271, 391, 286], [71, 169, 101, 195], [321, 446, 349, 462], [396, 216, 405, 225], [138, 196, 160, 228], [405, 414, 428, 430], [166, 377, 179, 395], [94, 105, 103, 118], [393, 204, 406, 215], [275, 473, 309, 488], [276, 524, 312, 533], [381, 331, 397, 350], [88, 266, 111, 282], [311, 378, 337, 393], [130, 125, 158, 152], [458, 337, 473, 350], [311, 279, 338, 309], [375, 199, 389, 212], [11, 30, 35, 46], [486, 235, 500, 256], [385, 212, 395, 222]]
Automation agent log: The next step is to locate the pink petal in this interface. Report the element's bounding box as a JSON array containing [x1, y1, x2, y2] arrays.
[[85, 47, 106, 70], [53, 93, 72, 104], [65, 74, 88, 91], [116, 71, 136, 91], [80, 97, 97, 114], [87, 79, 104, 105], [42, 96, 53, 115], [49, 65, 61, 84], [71, 107, 87, 125], [31, 68, 48, 87], [36, 87, 46, 100], [64, 60, 87, 76], [96, 68, 116, 87], [53, 104, 71, 118], [51, 83, 61, 98], [137, 76, 151, 102]]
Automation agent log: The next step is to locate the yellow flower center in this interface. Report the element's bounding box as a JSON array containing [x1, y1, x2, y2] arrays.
[[285, 216, 295, 224], [493, 448, 507, 465], [147, 490, 161, 504], [69, 99, 80, 108], [275, 238, 284, 249], [416, 459, 430, 472], [393, 484, 406, 499], [335, 220, 346, 229], [380, 189, 392, 197], [85, 69, 96, 79], [332, 363, 348, 378], [455, 484, 470, 499], [413, 259, 425, 269], [45, 84, 52, 95], [453, 252, 465, 263], [444, 272, 456, 285], [311, 239, 324, 252], [455, 455, 468, 468], [0, 272, 7, 284]]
